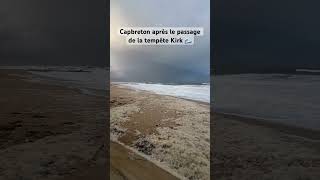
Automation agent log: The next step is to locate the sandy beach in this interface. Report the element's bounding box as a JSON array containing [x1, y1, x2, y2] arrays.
[[0, 69, 187, 180], [212, 112, 320, 179], [3, 69, 319, 180], [110, 84, 210, 180], [0, 69, 108, 179]]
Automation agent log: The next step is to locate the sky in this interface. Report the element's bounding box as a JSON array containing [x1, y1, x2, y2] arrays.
[[0, 0, 107, 66], [110, 0, 210, 83], [2, 0, 317, 75], [214, 0, 320, 74]]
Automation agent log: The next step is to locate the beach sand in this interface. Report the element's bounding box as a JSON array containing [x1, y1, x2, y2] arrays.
[[0, 69, 108, 179], [212, 113, 320, 179], [0, 69, 184, 180], [110, 80, 320, 180], [110, 141, 179, 180], [110, 85, 210, 180], [3, 69, 318, 180]]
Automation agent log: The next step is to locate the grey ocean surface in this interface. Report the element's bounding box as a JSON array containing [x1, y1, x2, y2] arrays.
[[213, 74, 320, 130], [7, 65, 319, 130]]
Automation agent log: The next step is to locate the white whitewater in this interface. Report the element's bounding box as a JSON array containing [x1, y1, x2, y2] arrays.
[[118, 82, 210, 103]]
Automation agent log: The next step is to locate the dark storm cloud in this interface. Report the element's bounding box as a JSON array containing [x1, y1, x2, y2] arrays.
[[0, 0, 107, 66], [214, 0, 320, 74]]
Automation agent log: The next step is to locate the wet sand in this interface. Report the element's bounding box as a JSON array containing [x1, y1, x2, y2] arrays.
[[213, 112, 320, 179], [0, 69, 181, 180], [110, 84, 210, 180], [0, 69, 108, 179], [4, 69, 317, 180]]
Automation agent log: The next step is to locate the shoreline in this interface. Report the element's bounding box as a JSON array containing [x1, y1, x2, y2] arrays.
[[3, 69, 319, 179], [113, 83, 320, 179], [114, 83, 210, 104], [111, 84, 210, 180], [116, 83, 320, 141], [214, 112, 320, 140], [0, 69, 180, 180]]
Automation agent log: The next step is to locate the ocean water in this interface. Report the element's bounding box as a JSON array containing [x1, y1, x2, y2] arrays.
[[29, 67, 109, 91], [4, 66, 209, 103], [4, 66, 317, 129], [213, 74, 320, 130], [1, 66, 109, 96], [117, 82, 210, 103]]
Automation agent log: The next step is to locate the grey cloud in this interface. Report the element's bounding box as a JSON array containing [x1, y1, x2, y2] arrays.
[[111, 0, 210, 83]]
